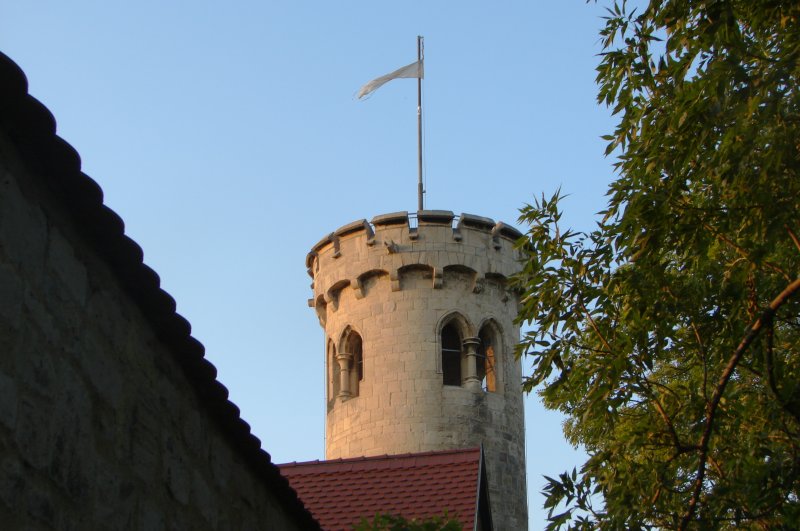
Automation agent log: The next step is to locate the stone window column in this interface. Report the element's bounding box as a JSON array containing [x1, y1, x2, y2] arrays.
[[336, 352, 353, 399], [462, 337, 482, 391]]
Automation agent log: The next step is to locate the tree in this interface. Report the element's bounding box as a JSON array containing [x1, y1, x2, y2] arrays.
[[353, 514, 462, 531], [515, 1, 800, 528]]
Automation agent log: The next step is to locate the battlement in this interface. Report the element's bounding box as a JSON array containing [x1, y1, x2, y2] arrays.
[[307, 210, 524, 320], [307, 210, 522, 278], [307, 211, 522, 272]]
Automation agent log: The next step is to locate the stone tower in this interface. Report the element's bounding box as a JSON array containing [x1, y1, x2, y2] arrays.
[[306, 210, 527, 530]]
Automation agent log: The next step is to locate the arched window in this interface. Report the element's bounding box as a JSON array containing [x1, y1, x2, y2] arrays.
[[328, 339, 339, 411], [441, 322, 463, 386], [478, 324, 499, 392], [345, 330, 363, 397], [331, 326, 364, 402]]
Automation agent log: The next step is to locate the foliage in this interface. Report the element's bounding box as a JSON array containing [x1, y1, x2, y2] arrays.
[[353, 513, 462, 531], [515, 1, 800, 528]]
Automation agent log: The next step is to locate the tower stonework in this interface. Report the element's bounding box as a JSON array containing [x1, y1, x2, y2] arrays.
[[307, 210, 528, 530]]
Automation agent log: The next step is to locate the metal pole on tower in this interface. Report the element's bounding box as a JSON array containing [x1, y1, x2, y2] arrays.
[[417, 35, 424, 212]]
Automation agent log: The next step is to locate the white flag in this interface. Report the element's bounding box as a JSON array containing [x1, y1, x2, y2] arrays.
[[357, 60, 424, 99]]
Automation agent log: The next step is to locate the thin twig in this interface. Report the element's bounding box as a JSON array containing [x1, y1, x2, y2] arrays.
[[577, 296, 614, 354], [787, 225, 800, 254], [691, 321, 709, 401], [703, 222, 791, 281], [707, 454, 725, 479], [651, 397, 686, 451]]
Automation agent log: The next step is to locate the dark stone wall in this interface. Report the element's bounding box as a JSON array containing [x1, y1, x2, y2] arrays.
[[0, 134, 307, 530]]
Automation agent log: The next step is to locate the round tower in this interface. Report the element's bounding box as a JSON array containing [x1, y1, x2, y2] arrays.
[[306, 210, 527, 530]]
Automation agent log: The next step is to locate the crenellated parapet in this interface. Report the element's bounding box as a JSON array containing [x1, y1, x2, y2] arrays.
[[307, 210, 523, 319]]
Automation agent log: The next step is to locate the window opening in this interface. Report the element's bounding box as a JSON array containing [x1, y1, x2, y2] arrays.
[[441, 322, 462, 386], [345, 330, 363, 397], [479, 327, 497, 392], [328, 339, 339, 410]]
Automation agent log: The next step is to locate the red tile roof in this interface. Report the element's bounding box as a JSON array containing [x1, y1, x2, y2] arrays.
[[279, 448, 487, 531]]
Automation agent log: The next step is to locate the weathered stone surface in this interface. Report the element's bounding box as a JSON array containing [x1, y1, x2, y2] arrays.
[[0, 264, 23, 332], [0, 166, 48, 284], [0, 370, 17, 430]]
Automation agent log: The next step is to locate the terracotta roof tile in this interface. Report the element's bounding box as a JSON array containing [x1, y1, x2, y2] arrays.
[[279, 448, 483, 531]]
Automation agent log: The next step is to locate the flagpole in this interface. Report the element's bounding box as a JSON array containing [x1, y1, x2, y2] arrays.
[[417, 35, 424, 212]]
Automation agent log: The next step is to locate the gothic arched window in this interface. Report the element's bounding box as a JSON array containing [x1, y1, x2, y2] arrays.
[[478, 324, 499, 392], [345, 329, 363, 397], [441, 322, 463, 386], [328, 339, 339, 411]]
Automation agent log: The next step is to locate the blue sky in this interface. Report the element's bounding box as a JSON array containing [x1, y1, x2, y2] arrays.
[[2, 2, 618, 528]]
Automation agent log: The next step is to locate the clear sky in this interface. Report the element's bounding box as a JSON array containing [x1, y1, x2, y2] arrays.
[[2, 2, 618, 528]]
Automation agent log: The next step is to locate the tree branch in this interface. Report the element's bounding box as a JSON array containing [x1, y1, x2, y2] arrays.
[[650, 396, 686, 452], [679, 277, 800, 530], [786, 225, 800, 254], [691, 321, 709, 401], [702, 222, 791, 281], [577, 296, 614, 354]]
